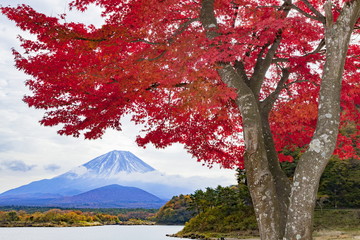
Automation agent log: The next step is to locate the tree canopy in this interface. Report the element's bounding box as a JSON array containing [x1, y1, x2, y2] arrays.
[[2, 0, 359, 169]]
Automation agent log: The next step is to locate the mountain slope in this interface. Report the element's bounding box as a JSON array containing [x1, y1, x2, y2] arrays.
[[0, 178, 83, 197], [51, 184, 166, 208], [0, 150, 157, 198]]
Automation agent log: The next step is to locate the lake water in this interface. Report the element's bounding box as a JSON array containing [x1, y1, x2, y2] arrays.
[[0, 225, 185, 240]]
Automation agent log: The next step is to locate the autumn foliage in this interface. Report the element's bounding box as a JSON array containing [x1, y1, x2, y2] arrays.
[[0, 208, 158, 227], [0, 209, 119, 226], [1, 0, 359, 169]]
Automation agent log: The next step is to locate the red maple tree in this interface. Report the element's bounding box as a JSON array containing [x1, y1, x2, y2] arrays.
[[2, 0, 360, 239]]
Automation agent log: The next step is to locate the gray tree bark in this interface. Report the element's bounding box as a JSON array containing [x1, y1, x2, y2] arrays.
[[200, 0, 360, 239], [284, 1, 360, 239]]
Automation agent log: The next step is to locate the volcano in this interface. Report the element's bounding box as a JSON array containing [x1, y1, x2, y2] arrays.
[[0, 150, 193, 207]]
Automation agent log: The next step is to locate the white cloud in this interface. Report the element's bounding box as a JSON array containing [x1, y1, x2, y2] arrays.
[[69, 165, 89, 177], [0, 160, 36, 172]]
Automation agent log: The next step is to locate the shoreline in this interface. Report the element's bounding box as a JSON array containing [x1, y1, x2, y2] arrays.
[[169, 229, 360, 240], [0, 221, 156, 228]]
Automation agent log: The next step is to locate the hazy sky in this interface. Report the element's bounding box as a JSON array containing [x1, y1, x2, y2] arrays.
[[0, 0, 236, 193]]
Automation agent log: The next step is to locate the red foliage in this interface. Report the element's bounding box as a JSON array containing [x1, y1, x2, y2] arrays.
[[1, 0, 359, 168]]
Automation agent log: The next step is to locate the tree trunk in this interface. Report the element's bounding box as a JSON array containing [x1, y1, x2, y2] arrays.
[[284, 1, 360, 239], [217, 64, 284, 240], [200, 2, 287, 238], [200, 0, 360, 239]]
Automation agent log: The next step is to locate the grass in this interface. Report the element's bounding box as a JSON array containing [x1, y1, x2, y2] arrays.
[[314, 209, 360, 231]]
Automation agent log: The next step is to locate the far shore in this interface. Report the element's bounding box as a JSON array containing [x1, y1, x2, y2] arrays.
[[0, 220, 156, 228]]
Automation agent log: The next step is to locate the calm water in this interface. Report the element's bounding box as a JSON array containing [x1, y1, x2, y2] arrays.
[[0, 225, 185, 240]]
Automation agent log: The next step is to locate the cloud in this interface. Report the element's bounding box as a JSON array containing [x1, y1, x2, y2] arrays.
[[80, 170, 235, 192], [66, 166, 89, 179], [44, 164, 61, 172], [1, 160, 36, 172]]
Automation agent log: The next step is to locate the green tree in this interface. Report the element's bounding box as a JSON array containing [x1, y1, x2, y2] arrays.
[[318, 159, 360, 208], [7, 211, 19, 222], [153, 194, 194, 224]]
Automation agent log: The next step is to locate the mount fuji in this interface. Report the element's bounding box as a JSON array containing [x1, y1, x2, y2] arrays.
[[82, 150, 155, 175], [0, 150, 197, 208]]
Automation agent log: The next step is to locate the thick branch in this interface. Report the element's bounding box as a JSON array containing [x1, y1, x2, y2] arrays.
[[258, 68, 291, 238], [248, 0, 292, 98], [249, 35, 281, 97], [260, 68, 290, 114], [324, 1, 333, 27], [200, 0, 219, 39], [260, 108, 291, 239], [234, 60, 249, 83]]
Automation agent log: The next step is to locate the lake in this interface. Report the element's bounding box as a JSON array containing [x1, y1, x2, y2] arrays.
[[0, 225, 185, 240]]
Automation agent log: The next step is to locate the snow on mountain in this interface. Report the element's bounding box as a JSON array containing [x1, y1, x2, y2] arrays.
[[62, 150, 156, 179], [84, 150, 155, 175]]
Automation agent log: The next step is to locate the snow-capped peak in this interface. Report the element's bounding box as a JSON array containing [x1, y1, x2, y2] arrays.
[[81, 150, 156, 177]]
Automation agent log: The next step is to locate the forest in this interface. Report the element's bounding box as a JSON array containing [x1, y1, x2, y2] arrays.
[[155, 158, 360, 238]]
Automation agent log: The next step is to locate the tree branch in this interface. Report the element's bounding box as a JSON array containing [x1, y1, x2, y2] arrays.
[[299, 0, 326, 23], [137, 50, 167, 62], [231, 2, 240, 28], [137, 18, 198, 62], [306, 38, 325, 56], [324, 1, 333, 27], [168, 18, 199, 43], [73, 36, 107, 42], [200, 0, 220, 39], [290, 3, 326, 23], [131, 39, 164, 45], [234, 60, 249, 84], [248, 0, 292, 98], [260, 68, 290, 114]]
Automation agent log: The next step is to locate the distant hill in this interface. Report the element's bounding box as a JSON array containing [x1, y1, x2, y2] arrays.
[[51, 184, 166, 208]]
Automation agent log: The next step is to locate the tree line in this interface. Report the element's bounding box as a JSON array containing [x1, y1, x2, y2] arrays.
[[0, 208, 156, 227], [155, 157, 360, 233]]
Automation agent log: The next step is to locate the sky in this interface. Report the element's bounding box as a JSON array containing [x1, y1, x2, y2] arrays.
[[0, 0, 236, 194]]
